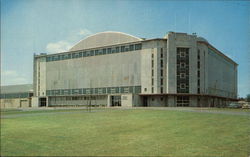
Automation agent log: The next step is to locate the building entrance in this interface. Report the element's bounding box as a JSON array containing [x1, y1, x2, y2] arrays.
[[39, 97, 47, 107], [111, 96, 121, 107]]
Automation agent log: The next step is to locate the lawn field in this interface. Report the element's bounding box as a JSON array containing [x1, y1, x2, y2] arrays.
[[1, 108, 250, 156]]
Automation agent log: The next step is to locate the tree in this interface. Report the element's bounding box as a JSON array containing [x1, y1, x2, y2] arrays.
[[246, 94, 250, 102]]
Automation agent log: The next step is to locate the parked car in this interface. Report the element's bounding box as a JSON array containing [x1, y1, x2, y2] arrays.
[[242, 103, 250, 109], [228, 102, 242, 108]]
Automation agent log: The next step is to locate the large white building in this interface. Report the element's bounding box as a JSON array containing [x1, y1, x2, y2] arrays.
[[32, 31, 238, 107]]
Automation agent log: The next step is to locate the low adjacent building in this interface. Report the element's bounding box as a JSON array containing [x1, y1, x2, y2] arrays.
[[0, 84, 33, 108]]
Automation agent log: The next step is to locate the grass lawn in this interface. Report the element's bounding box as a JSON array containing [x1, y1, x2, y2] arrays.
[[1, 109, 250, 156]]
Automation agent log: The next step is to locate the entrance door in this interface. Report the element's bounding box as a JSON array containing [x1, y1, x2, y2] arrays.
[[39, 98, 47, 107], [143, 97, 148, 107], [111, 96, 121, 107]]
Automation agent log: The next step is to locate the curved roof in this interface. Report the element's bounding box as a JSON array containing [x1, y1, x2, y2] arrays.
[[70, 31, 143, 51], [197, 37, 208, 43]]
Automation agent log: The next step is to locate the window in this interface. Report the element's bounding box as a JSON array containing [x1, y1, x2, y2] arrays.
[[79, 52, 83, 57], [144, 88, 147, 92], [152, 98, 154, 101], [102, 48, 106, 54], [161, 60, 163, 67], [152, 78, 154, 85], [116, 47, 120, 53], [198, 71, 200, 77], [197, 61, 200, 68], [152, 60, 154, 67], [95, 50, 99, 55], [89, 50, 93, 56], [180, 51, 186, 57], [180, 73, 186, 78], [152, 87, 154, 93], [161, 78, 163, 85], [180, 83, 186, 89], [107, 48, 112, 54], [121, 46, 125, 52], [83, 51, 87, 57], [161, 87, 163, 94], [152, 69, 154, 76], [161, 69, 163, 76], [151, 53, 154, 58], [135, 43, 142, 50], [161, 48, 163, 58], [180, 63, 186, 68], [198, 79, 200, 86], [129, 45, 134, 51], [198, 88, 200, 93]]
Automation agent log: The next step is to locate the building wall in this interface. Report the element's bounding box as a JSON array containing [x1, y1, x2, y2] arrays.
[[206, 47, 237, 98], [0, 98, 31, 108], [45, 50, 141, 90]]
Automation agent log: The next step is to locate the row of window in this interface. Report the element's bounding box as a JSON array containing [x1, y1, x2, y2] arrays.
[[46, 86, 141, 96], [46, 43, 142, 62], [0, 92, 33, 99]]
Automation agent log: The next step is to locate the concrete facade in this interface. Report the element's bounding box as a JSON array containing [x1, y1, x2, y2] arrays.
[[0, 84, 33, 108], [32, 31, 238, 107]]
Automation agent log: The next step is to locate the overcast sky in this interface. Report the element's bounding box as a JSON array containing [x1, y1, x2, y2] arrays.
[[1, 0, 249, 97]]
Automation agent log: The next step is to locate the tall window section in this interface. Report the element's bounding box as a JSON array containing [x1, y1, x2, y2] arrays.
[[160, 48, 164, 93], [176, 48, 189, 106], [151, 50, 154, 93], [197, 49, 201, 94]]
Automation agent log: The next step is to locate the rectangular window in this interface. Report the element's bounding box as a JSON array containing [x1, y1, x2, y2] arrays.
[[198, 71, 200, 77], [180, 51, 186, 57], [152, 53, 154, 58], [144, 88, 147, 92], [180, 73, 186, 78], [116, 47, 120, 53], [152, 78, 154, 85], [90, 50, 94, 56], [198, 79, 200, 86], [161, 69, 163, 76], [121, 46, 125, 52], [180, 83, 186, 89], [198, 88, 200, 93], [180, 63, 186, 68], [95, 50, 99, 55], [161, 59, 163, 67], [111, 48, 116, 53], [79, 52, 83, 57], [152, 87, 154, 93], [152, 60, 154, 67], [129, 45, 134, 51], [107, 48, 112, 54], [102, 48, 106, 54], [86, 51, 90, 56], [197, 61, 200, 68], [152, 69, 154, 76], [83, 51, 87, 57], [135, 43, 142, 50], [161, 78, 163, 85], [161, 87, 163, 93]]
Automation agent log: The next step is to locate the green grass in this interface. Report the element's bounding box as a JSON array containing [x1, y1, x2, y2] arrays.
[[1, 109, 250, 156]]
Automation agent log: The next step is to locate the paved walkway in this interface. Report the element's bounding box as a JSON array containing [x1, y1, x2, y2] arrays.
[[1, 107, 249, 119]]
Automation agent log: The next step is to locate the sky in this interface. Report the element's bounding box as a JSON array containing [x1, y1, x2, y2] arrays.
[[1, 0, 249, 97]]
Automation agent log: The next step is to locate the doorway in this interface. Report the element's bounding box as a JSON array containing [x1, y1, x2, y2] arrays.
[[143, 97, 148, 107], [39, 97, 47, 107], [111, 96, 121, 107]]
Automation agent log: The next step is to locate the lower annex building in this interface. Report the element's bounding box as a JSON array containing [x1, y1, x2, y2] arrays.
[[31, 31, 238, 107]]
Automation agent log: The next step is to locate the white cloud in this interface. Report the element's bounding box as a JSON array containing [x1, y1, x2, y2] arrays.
[[78, 28, 92, 36], [1, 70, 28, 85], [46, 41, 73, 54], [45, 28, 93, 54]]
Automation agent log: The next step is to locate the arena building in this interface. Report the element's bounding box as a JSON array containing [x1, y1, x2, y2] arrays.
[[31, 31, 238, 107]]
